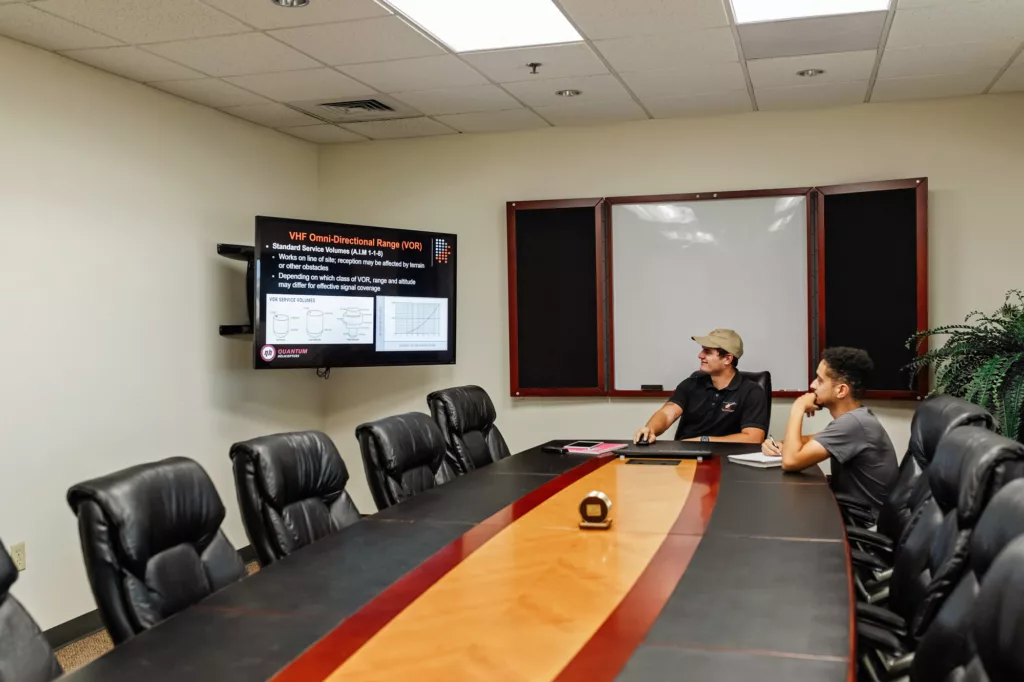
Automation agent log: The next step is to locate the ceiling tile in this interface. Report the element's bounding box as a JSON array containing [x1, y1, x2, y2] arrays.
[[225, 68, 374, 102], [897, 0, 985, 6], [619, 62, 747, 98], [739, 12, 887, 59], [642, 90, 753, 118], [461, 43, 607, 83], [879, 40, 1019, 78], [142, 33, 320, 77], [269, 17, 443, 66], [339, 55, 486, 93], [202, 0, 390, 30], [60, 45, 204, 82], [340, 117, 458, 139], [756, 80, 868, 110], [0, 4, 120, 50], [593, 28, 738, 73], [747, 50, 877, 89], [32, 0, 247, 43], [391, 84, 520, 115], [871, 71, 995, 101], [278, 124, 368, 143], [502, 73, 632, 106], [434, 108, 550, 133], [556, 0, 729, 40], [221, 102, 322, 127], [888, 2, 1024, 47], [990, 52, 1024, 92], [532, 98, 648, 126], [149, 78, 270, 107]]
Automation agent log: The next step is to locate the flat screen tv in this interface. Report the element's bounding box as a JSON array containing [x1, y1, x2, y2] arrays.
[[253, 216, 457, 369]]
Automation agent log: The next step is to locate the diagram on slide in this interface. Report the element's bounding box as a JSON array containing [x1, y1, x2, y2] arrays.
[[376, 296, 449, 352], [264, 295, 374, 344]]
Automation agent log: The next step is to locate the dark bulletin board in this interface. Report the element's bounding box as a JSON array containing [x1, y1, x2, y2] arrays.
[[507, 200, 605, 396]]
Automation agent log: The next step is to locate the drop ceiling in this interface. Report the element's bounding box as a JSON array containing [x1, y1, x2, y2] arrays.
[[0, 0, 1022, 143]]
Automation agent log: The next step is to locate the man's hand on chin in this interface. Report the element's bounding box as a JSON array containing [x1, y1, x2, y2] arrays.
[[793, 393, 820, 418]]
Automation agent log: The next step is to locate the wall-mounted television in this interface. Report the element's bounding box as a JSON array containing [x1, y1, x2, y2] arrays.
[[253, 216, 457, 370]]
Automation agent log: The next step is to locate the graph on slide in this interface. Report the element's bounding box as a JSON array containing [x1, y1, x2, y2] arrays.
[[376, 296, 448, 352]]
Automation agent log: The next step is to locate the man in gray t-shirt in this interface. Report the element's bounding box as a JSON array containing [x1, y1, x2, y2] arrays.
[[763, 347, 899, 515]]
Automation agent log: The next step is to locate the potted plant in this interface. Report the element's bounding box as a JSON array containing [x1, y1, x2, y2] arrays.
[[906, 290, 1024, 442]]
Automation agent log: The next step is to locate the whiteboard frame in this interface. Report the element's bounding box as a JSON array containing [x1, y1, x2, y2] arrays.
[[605, 187, 816, 398]]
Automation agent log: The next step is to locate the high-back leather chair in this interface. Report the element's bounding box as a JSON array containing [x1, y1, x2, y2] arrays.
[[674, 370, 771, 440], [0, 541, 61, 682], [67, 457, 246, 644], [356, 412, 454, 510], [427, 385, 511, 475], [956, 535, 1024, 682], [912, 479, 1024, 681], [230, 431, 360, 566]]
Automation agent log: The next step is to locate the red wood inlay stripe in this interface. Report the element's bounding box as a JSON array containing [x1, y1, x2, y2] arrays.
[[554, 456, 722, 681], [270, 454, 616, 682]]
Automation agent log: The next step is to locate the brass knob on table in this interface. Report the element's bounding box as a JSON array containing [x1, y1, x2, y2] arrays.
[[579, 490, 612, 530]]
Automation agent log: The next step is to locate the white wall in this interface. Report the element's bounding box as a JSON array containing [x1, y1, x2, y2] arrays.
[[0, 37, 324, 629], [319, 93, 1024, 512]]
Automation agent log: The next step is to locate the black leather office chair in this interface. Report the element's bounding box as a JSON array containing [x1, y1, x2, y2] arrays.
[[230, 430, 361, 566], [911, 479, 1024, 681], [67, 457, 246, 644], [955, 535, 1024, 682], [673, 370, 771, 440], [845, 396, 994, 572], [427, 385, 511, 475], [0, 540, 62, 682], [356, 412, 454, 510]]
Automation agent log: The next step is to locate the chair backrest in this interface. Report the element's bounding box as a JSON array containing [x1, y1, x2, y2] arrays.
[[674, 370, 772, 440], [957, 535, 1024, 682], [356, 412, 454, 510], [230, 430, 360, 566], [912, 479, 1024, 681], [877, 396, 994, 541], [427, 385, 511, 474], [0, 541, 61, 682], [67, 457, 246, 644], [914, 427, 1024, 636]]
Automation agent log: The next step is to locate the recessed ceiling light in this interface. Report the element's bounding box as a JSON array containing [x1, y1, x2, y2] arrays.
[[382, 0, 582, 53], [271, 0, 309, 7], [731, 0, 889, 24], [796, 68, 826, 77], [556, 89, 581, 97]]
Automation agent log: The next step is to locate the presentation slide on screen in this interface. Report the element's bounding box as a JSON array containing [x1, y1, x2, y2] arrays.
[[255, 217, 456, 368]]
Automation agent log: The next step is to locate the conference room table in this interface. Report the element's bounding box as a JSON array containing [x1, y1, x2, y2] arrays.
[[66, 440, 854, 682]]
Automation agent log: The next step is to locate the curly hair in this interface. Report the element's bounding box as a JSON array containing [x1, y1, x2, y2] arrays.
[[822, 347, 873, 400]]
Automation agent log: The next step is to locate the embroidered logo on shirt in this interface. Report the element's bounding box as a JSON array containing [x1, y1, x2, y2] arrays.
[[721, 401, 737, 413]]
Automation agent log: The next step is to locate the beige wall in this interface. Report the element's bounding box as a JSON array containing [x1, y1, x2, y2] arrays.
[[320, 93, 1024, 512], [0, 37, 323, 629]]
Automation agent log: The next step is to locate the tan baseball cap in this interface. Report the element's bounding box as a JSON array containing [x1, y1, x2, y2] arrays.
[[692, 329, 744, 359]]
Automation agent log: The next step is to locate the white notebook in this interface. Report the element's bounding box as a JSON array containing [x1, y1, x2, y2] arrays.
[[727, 452, 783, 468]]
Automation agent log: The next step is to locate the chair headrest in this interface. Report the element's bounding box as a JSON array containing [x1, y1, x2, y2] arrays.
[[971, 479, 1024, 579], [427, 385, 497, 434], [67, 457, 226, 573], [230, 431, 348, 510], [356, 412, 446, 476], [908, 395, 993, 468], [929, 427, 1024, 520], [0, 540, 16, 598], [972, 535, 1024, 681]]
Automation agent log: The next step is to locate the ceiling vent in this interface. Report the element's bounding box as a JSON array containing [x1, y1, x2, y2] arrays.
[[321, 99, 395, 115], [291, 96, 417, 123]]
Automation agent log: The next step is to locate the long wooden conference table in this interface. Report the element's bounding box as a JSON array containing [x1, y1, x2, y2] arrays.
[[66, 441, 854, 682]]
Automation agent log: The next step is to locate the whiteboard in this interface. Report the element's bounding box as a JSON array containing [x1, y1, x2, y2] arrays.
[[611, 195, 809, 393]]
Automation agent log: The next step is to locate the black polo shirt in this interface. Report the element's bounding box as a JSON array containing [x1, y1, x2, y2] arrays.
[[668, 372, 769, 440]]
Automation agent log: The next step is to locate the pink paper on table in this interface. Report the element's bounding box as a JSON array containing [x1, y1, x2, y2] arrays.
[[564, 442, 629, 454]]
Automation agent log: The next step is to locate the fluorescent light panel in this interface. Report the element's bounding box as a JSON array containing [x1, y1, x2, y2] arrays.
[[732, 0, 890, 24], [383, 0, 582, 53]]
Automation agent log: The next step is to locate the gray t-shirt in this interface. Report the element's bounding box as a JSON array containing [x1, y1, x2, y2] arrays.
[[813, 406, 899, 513]]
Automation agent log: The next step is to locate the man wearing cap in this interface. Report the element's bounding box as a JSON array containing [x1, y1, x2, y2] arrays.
[[633, 329, 768, 444]]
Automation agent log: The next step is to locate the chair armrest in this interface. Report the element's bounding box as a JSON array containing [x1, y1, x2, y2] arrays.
[[847, 527, 894, 555], [844, 505, 877, 528], [852, 549, 890, 572], [835, 492, 872, 512], [857, 621, 910, 657], [857, 603, 907, 635]]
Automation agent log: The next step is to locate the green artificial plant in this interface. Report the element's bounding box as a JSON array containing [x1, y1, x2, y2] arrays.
[[906, 289, 1024, 443]]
